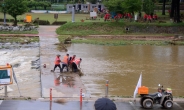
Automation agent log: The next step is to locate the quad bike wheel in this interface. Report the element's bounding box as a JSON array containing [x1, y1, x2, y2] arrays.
[[143, 99, 153, 109], [164, 100, 173, 109], [139, 97, 144, 107]]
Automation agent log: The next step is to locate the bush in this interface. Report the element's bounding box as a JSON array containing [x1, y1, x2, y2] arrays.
[[33, 19, 50, 25], [0, 18, 24, 22], [0, 18, 10, 22], [19, 19, 24, 22], [9, 19, 14, 22], [0, 23, 9, 26], [52, 21, 67, 25], [24, 23, 35, 27]]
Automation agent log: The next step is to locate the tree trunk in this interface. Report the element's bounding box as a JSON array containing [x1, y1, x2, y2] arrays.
[[170, 0, 174, 17], [170, 0, 180, 23], [162, 0, 166, 15], [13, 16, 17, 26], [176, 0, 180, 22], [173, 0, 180, 22]]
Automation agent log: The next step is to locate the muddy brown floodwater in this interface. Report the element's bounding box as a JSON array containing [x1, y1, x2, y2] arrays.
[[66, 44, 184, 97]]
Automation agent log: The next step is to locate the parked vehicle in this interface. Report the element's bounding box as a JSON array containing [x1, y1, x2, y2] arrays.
[[139, 84, 173, 109]]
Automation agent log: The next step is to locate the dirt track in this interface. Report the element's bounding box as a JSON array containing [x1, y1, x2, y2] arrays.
[[87, 35, 178, 41]]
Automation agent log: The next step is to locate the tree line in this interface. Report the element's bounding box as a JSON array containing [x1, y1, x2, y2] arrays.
[[104, 0, 182, 23], [0, 0, 182, 26]]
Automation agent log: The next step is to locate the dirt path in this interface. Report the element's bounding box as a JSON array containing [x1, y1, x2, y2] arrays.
[[87, 35, 176, 41]]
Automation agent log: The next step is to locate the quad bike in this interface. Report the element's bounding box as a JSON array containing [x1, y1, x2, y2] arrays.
[[139, 84, 173, 109]]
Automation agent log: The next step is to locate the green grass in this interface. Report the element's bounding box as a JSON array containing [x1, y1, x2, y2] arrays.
[[58, 35, 71, 43], [0, 30, 38, 34], [71, 38, 174, 46], [56, 22, 184, 35], [0, 13, 104, 24], [0, 36, 39, 43]]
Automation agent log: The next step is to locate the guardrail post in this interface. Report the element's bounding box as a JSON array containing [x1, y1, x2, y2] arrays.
[[50, 88, 52, 101], [105, 80, 109, 97], [4, 85, 7, 97]]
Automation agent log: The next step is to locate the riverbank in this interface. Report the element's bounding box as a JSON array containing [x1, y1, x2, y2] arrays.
[[56, 22, 184, 36], [58, 34, 184, 46]]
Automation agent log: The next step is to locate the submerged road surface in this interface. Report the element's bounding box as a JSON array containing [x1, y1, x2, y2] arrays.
[[0, 100, 184, 110]]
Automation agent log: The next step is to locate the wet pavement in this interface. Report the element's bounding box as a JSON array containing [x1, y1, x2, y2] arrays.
[[0, 100, 184, 110]]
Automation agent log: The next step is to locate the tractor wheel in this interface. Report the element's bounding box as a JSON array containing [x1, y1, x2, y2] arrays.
[[139, 98, 144, 107], [162, 99, 166, 107], [143, 99, 153, 109], [164, 100, 173, 109]]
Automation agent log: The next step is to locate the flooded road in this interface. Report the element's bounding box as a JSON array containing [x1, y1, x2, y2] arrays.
[[0, 43, 41, 97], [67, 44, 184, 97]]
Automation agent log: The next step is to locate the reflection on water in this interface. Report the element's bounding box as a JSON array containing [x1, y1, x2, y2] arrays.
[[67, 44, 184, 97]]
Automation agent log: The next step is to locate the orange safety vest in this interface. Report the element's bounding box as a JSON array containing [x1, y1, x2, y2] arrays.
[[62, 56, 69, 64], [74, 59, 80, 65], [70, 57, 75, 64], [55, 57, 61, 65]]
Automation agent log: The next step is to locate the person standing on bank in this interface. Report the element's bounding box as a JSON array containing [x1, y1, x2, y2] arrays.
[[52, 54, 62, 73], [72, 58, 82, 72], [61, 53, 69, 72]]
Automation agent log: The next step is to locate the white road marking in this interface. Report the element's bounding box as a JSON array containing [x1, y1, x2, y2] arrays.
[[129, 101, 139, 110], [0, 100, 3, 105], [174, 102, 184, 110]]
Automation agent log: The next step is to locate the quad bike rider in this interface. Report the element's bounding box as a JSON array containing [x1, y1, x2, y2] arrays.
[[139, 84, 173, 109]]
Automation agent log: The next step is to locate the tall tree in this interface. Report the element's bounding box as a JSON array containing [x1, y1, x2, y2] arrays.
[[170, 0, 180, 23], [4, 0, 28, 26]]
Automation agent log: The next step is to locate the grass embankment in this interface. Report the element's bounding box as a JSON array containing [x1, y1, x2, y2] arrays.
[[56, 22, 184, 35], [0, 30, 38, 34], [58, 35, 184, 46], [57, 22, 184, 45], [0, 36, 39, 43]]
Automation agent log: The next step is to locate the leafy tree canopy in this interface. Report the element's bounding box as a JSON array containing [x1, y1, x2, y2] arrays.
[[3, 0, 28, 26], [104, 0, 142, 14], [104, 0, 124, 13], [122, 0, 142, 14], [142, 0, 155, 15]]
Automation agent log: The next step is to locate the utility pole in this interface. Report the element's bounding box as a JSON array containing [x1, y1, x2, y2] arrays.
[[3, 0, 6, 25]]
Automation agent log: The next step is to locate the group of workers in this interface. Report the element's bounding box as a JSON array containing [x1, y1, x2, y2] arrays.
[[52, 54, 82, 73], [104, 12, 158, 22], [144, 14, 158, 22], [104, 13, 137, 21]]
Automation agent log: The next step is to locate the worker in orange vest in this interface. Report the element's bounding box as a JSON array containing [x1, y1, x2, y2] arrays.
[[72, 58, 82, 72], [61, 53, 69, 72], [52, 54, 62, 73], [69, 55, 76, 66]]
